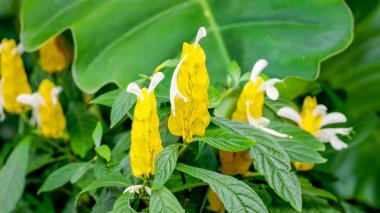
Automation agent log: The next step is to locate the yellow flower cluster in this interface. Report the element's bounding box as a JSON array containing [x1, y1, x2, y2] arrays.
[[168, 27, 210, 142], [0, 38, 32, 116], [38, 80, 66, 138], [128, 73, 164, 178], [39, 36, 70, 73]]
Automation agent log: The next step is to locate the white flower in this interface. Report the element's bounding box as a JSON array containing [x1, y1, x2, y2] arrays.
[[250, 59, 283, 100], [16, 92, 45, 126], [123, 185, 151, 196], [126, 72, 165, 101], [277, 106, 350, 150], [246, 101, 290, 138], [170, 55, 188, 116]]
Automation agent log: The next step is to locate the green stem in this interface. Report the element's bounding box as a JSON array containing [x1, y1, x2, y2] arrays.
[[170, 182, 209, 193], [178, 143, 189, 156]]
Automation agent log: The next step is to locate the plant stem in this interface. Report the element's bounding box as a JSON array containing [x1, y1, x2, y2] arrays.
[[178, 143, 189, 156]]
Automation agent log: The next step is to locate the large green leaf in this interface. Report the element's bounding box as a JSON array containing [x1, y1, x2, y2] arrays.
[[149, 186, 184, 213], [112, 192, 136, 213], [38, 162, 87, 194], [21, 0, 353, 93], [152, 144, 180, 190], [176, 163, 268, 213], [0, 137, 31, 213], [210, 117, 302, 211]]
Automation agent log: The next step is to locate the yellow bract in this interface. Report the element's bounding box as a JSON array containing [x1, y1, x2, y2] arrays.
[[300, 96, 322, 134], [38, 79, 66, 138], [168, 42, 210, 142], [0, 38, 32, 114], [130, 88, 163, 178], [39, 36, 70, 73]]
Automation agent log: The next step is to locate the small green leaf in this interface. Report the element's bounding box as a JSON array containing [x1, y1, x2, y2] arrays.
[[152, 144, 179, 190], [213, 92, 240, 119], [112, 192, 136, 213], [195, 128, 255, 152], [90, 89, 122, 107], [227, 61, 241, 88], [76, 173, 131, 203], [208, 86, 223, 108], [0, 137, 31, 213], [300, 178, 337, 202], [38, 162, 87, 194], [149, 186, 184, 213], [70, 163, 94, 184], [92, 121, 103, 147], [95, 145, 111, 162], [110, 90, 136, 128], [196, 141, 207, 160], [153, 58, 180, 73], [176, 163, 268, 213]]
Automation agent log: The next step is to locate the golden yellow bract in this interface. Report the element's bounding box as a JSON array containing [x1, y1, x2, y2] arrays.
[[300, 96, 322, 135], [168, 42, 210, 142], [0, 38, 32, 114], [39, 36, 70, 73], [130, 88, 163, 178], [38, 79, 66, 138]]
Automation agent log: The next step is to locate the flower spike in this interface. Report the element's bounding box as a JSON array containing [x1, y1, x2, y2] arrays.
[[127, 83, 144, 101], [170, 55, 188, 116], [195, 27, 207, 48]]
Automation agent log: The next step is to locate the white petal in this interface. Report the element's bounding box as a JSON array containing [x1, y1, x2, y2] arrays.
[[256, 117, 270, 127], [315, 127, 352, 143], [123, 185, 151, 196], [245, 101, 257, 126], [250, 59, 268, 81], [329, 135, 348, 150], [17, 94, 35, 106], [321, 112, 347, 127], [262, 79, 282, 100], [126, 83, 144, 101], [313, 104, 327, 116], [12, 43, 24, 55], [170, 55, 188, 116], [148, 72, 164, 93], [195, 27, 207, 48], [259, 126, 292, 138], [277, 107, 302, 125], [51, 86, 62, 105]]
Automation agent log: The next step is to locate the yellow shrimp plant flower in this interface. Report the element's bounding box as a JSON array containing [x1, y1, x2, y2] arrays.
[[277, 96, 351, 171], [17, 79, 66, 138], [168, 27, 210, 142], [127, 72, 164, 179], [0, 38, 32, 120], [39, 36, 70, 73]]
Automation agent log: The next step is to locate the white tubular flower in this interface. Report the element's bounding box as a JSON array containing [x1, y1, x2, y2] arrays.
[[148, 72, 165, 93], [277, 96, 351, 150], [17, 92, 44, 126], [127, 83, 144, 101], [123, 185, 152, 196], [51, 86, 63, 105], [195, 27, 207, 48], [246, 101, 290, 138], [249, 59, 282, 100], [170, 55, 188, 116], [315, 128, 352, 150]]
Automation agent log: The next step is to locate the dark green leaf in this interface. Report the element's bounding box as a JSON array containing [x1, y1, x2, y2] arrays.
[[149, 186, 184, 213], [67, 102, 98, 158], [152, 144, 179, 190], [208, 86, 223, 108], [90, 89, 122, 107], [92, 121, 103, 147], [95, 145, 111, 162], [300, 178, 337, 202], [21, 0, 353, 93], [38, 162, 87, 194], [0, 137, 31, 213], [110, 90, 136, 128], [176, 163, 268, 213], [195, 128, 255, 152], [70, 163, 94, 184]]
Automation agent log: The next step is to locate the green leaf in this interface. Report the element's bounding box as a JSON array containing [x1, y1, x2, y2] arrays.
[[152, 144, 179, 190], [21, 0, 353, 93], [70, 163, 94, 184], [300, 178, 337, 202], [269, 122, 326, 163], [195, 128, 255, 152], [249, 144, 302, 212], [149, 186, 184, 213], [208, 86, 223, 108], [110, 90, 136, 128], [67, 102, 98, 158], [38, 162, 87, 194], [214, 92, 240, 119], [95, 145, 111, 162], [227, 61, 241, 88], [0, 137, 31, 213], [76, 173, 131, 202], [112, 192, 136, 213], [153, 58, 180, 73], [176, 163, 268, 213], [92, 121, 103, 147], [89, 89, 122, 107]]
